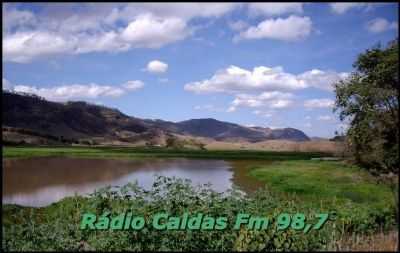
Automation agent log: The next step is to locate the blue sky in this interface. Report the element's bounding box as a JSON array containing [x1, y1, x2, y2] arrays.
[[3, 3, 399, 137]]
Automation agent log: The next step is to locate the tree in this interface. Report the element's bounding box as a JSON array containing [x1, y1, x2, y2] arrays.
[[334, 39, 399, 175]]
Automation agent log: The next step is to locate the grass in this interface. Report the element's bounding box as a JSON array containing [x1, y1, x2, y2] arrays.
[[248, 160, 396, 210], [2, 145, 329, 160]]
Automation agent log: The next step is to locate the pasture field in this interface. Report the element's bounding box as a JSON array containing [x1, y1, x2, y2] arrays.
[[2, 146, 328, 160]]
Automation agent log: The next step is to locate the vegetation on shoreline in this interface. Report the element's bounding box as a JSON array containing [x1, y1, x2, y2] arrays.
[[249, 160, 395, 209], [3, 146, 330, 160], [2, 174, 397, 251], [3, 157, 397, 251]]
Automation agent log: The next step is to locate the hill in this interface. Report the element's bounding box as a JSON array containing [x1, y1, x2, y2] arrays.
[[2, 91, 310, 145]]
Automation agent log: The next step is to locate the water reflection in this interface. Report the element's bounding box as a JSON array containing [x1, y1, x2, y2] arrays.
[[3, 157, 266, 207]]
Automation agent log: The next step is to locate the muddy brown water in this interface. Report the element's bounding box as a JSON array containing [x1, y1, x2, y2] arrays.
[[3, 157, 267, 207]]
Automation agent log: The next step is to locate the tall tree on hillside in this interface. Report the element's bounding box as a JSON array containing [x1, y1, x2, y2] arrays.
[[334, 39, 399, 175]]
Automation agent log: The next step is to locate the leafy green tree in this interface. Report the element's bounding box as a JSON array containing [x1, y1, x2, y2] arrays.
[[334, 39, 399, 175]]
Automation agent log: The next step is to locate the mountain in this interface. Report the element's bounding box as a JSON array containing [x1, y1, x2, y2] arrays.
[[2, 91, 310, 144], [171, 119, 309, 142], [173, 118, 269, 142], [3, 91, 152, 139]]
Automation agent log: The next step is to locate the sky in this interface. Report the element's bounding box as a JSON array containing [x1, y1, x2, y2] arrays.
[[2, 3, 399, 138]]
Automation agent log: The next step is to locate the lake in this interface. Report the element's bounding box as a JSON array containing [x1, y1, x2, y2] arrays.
[[3, 157, 266, 207]]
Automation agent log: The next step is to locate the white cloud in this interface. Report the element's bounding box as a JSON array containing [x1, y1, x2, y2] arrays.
[[3, 3, 239, 63], [228, 20, 249, 31], [3, 14, 191, 63], [146, 60, 168, 74], [2, 7, 37, 32], [114, 3, 240, 21], [122, 80, 144, 90], [13, 83, 126, 101], [297, 69, 349, 91], [329, 3, 389, 14], [227, 106, 236, 113], [270, 99, 293, 108], [253, 110, 273, 118], [184, 65, 348, 94], [236, 15, 312, 42], [318, 115, 333, 121], [185, 65, 305, 93], [3, 31, 75, 63], [329, 3, 367, 14], [3, 30, 135, 63], [75, 32, 130, 54], [229, 92, 293, 111], [6, 78, 145, 101], [247, 3, 304, 17], [304, 99, 334, 109], [366, 18, 398, 33], [120, 14, 190, 48]]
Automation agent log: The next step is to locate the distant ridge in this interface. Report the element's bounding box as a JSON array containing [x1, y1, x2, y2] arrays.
[[2, 91, 310, 143]]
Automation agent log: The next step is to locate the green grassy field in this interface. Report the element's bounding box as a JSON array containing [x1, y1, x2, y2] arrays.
[[2, 145, 329, 160], [248, 160, 395, 209]]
